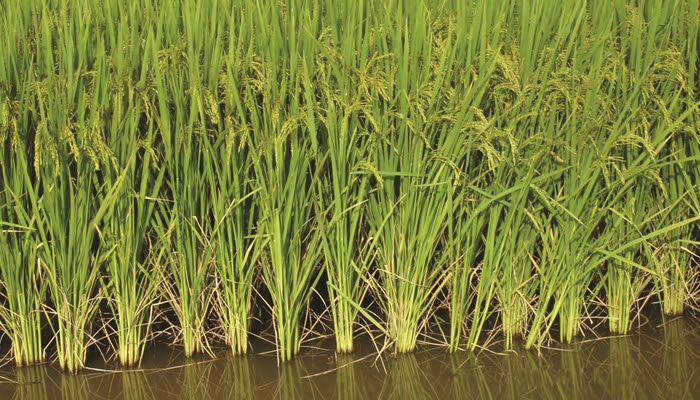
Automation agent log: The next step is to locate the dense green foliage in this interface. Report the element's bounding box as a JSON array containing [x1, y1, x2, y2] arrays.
[[0, 0, 698, 371]]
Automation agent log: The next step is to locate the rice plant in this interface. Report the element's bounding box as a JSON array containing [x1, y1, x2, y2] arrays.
[[249, 91, 323, 362], [0, 0, 46, 368], [244, 0, 325, 362], [443, 0, 518, 352], [148, 0, 239, 357], [18, 0, 130, 372], [488, 180, 539, 349], [640, 0, 700, 317], [205, 104, 262, 356], [603, 192, 653, 334], [33, 149, 121, 373], [207, 8, 267, 355], [314, 97, 374, 354], [362, 1, 481, 353], [100, 109, 165, 366], [94, 11, 167, 365], [312, 4, 379, 353], [0, 140, 46, 366], [448, 199, 485, 352]]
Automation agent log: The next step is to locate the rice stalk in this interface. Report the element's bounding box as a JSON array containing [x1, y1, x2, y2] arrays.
[[0, 140, 46, 366], [245, 0, 325, 362], [312, 13, 378, 353], [148, 0, 224, 357], [21, 0, 128, 372]]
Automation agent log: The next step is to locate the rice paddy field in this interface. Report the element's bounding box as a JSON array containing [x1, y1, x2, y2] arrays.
[[0, 0, 699, 380]]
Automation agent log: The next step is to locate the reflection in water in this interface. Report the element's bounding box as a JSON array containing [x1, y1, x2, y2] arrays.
[[503, 348, 558, 399], [335, 354, 367, 400], [500, 346, 592, 400], [559, 346, 585, 399], [378, 354, 436, 400], [663, 318, 692, 400], [182, 360, 214, 399], [13, 365, 47, 400], [223, 355, 254, 399], [449, 355, 491, 399], [608, 337, 644, 400], [1, 316, 698, 399], [59, 371, 90, 400], [279, 359, 304, 400], [121, 370, 155, 400]]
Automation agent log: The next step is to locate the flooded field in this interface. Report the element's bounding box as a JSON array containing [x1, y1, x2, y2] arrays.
[[1, 315, 698, 400]]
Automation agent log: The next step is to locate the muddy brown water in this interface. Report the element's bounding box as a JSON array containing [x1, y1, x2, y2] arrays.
[[1, 315, 699, 400]]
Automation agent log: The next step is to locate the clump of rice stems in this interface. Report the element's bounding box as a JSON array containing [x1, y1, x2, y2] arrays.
[[25, 8, 126, 370], [148, 0, 234, 357], [0, 141, 46, 366], [526, 166, 608, 349], [658, 245, 694, 315], [367, 171, 453, 354], [151, 99, 218, 358], [517, 0, 668, 347], [639, 9, 700, 318], [648, 166, 699, 317], [363, 0, 511, 355], [456, 168, 560, 351], [249, 95, 323, 362], [447, 198, 485, 352], [655, 139, 699, 315], [206, 35, 265, 355], [488, 179, 539, 349], [243, 1, 327, 363], [603, 195, 653, 334], [365, 154, 451, 352], [602, 143, 660, 335], [458, 203, 500, 352], [96, 26, 167, 365], [101, 124, 165, 366], [153, 138, 217, 358], [33, 154, 123, 373], [444, 0, 516, 352], [312, 31, 376, 353], [634, 0, 700, 319], [206, 111, 262, 356], [0, 1, 47, 367], [595, 0, 700, 333], [365, 109, 456, 354], [314, 106, 373, 354]]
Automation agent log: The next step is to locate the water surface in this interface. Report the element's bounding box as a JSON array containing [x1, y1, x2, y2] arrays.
[[1, 316, 699, 399]]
